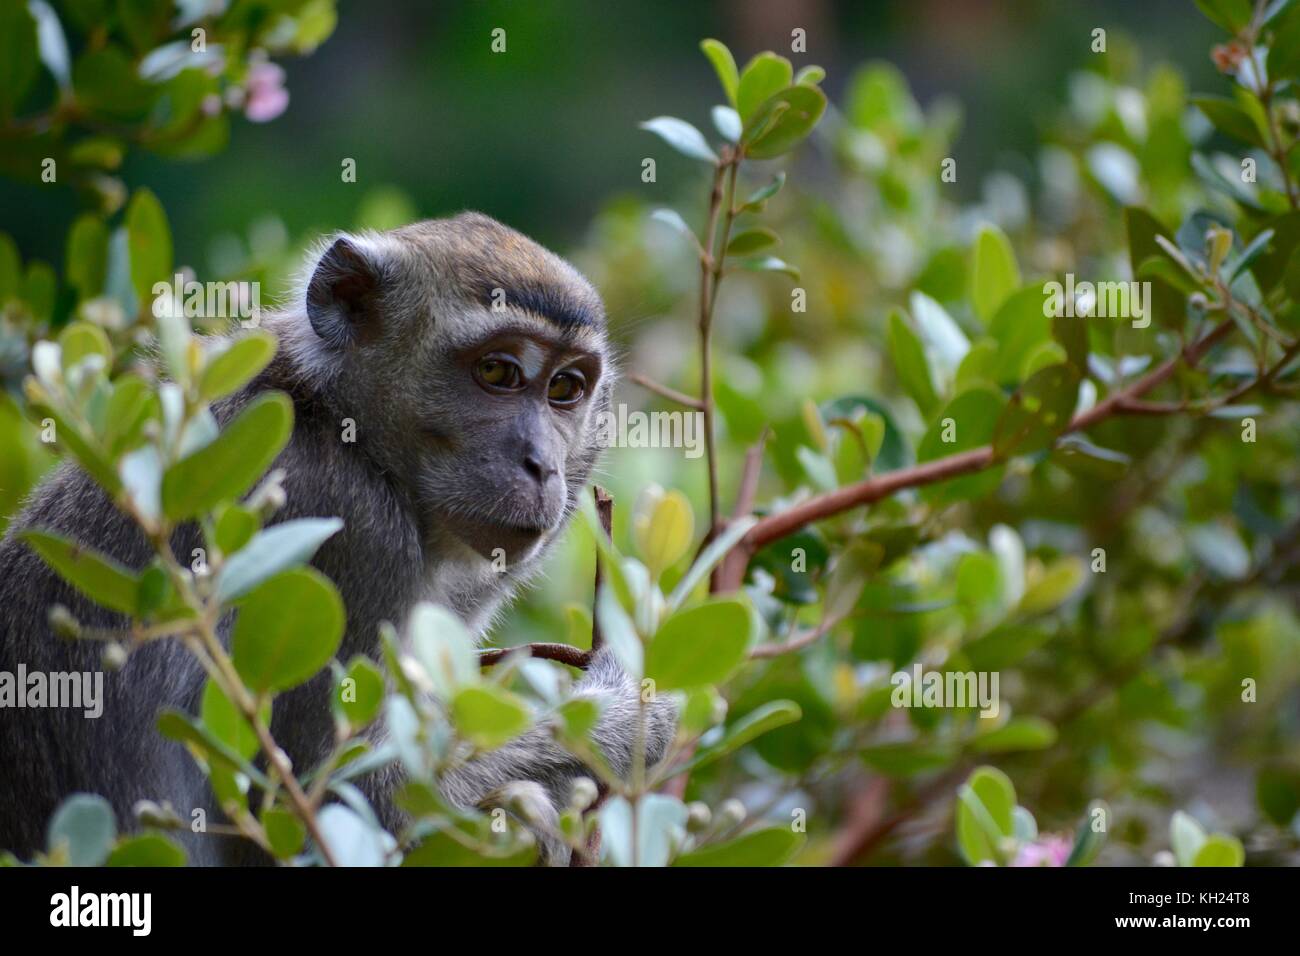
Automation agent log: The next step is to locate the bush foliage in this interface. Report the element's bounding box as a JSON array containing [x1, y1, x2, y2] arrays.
[[3, 0, 1300, 866]]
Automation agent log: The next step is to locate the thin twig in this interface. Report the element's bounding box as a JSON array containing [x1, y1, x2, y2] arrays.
[[629, 373, 704, 410], [589, 485, 614, 655]]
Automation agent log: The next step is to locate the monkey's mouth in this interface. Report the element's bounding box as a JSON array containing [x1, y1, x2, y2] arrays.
[[438, 511, 553, 559]]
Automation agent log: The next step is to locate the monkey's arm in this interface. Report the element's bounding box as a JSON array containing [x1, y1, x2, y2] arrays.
[[439, 648, 676, 811]]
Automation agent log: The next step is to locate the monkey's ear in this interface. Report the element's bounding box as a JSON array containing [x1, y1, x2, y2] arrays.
[[305, 236, 386, 348]]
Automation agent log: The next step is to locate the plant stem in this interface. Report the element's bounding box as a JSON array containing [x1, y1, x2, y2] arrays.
[[698, 153, 742, 537]]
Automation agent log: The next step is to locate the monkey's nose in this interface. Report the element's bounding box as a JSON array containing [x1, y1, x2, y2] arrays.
[[522, 450, 559, 486]]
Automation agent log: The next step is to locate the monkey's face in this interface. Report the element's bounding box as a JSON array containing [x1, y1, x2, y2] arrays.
[[413, 322, 607, 562], [297, 215, 612, 565]]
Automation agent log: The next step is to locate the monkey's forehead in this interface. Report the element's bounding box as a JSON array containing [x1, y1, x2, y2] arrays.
[[391, 215, 607, 333]]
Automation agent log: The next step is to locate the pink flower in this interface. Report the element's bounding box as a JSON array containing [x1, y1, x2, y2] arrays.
[[244, 62, 289, 123], [1011, 834, 1072, 867]]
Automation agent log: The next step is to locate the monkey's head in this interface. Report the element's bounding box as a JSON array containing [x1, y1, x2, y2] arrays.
[[281, 212, 613, 565]]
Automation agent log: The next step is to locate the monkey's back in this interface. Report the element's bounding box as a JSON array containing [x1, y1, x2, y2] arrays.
[[0, 461, 222, 862], [0, 371, 429, 863]]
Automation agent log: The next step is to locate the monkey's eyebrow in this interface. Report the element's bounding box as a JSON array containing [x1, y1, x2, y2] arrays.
[[450, 320, 602, 362], [477, 281, 600, 330]]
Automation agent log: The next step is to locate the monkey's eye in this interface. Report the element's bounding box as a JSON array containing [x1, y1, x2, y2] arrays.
[[474, 354, 524, 391], [547, 370, 586, 406]]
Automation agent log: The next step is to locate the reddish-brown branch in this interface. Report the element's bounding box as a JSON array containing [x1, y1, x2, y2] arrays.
[[713, 318, 1238, 592], [481, 488, 613, 671], [829, 769, 966, 867], [478, 642, 594, 669], [749, 610, 842, 660], [712, 430, 769, 592]]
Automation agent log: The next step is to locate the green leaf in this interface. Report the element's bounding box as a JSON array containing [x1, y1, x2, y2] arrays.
[[58, 321, 111, 372], [214, 504, 258, 555], [794, 65, 825, 86], [126, 188, 172, 308], [682, 700, 802, 773], [645, 597, 755, 690], [971, 717, 1058, 753], [106, 833, 186, 867], [825, 540, 882, 621], [712, 104, 742, 141], [200, 677, 269, 762], [736, 52, 793, 122], [649, 208, 697, 245], [916, 387, 1006, 506], [21, 530, 140, 615], [156, 709, 270, 785], [956, 766, 1016, 865], [675, 826, 803, 866], [1065, 800, 1109, 867], [986, 286, 1054, 385], [1192, 95, 1267, 148], [888, 309, 939, 415], [1013, 806, 1038, 843], [317, 804, 387, 867], [1194, 0, 1253, 32], [338, 656, 385, 729], [200, 331, 278, 402], [65, 215, 109, 301], [967, 767, 1016, 834], [956, 551, 1004, 611], [910, 291, 969, 382], [29, 1, 70, 90], [1170, 810, 1207, 867], [1192, 834, 1245, 867], [103, 374, 157, 458], [740, 171, 786, 212], [162, 391, 293, 521], [860, 741, 958, 776], [633, 487, 694, 580], [639, 116, 718, 164], [1229, 226, 1275, 281], [557, 696, 601, 740], [726, 227, 780, 256], [971, 225, 1021, 324], [1270, 4, 1300, 80], [232, 568, 345, 693], [1256, 766, 1300, 826], [742, 84, 826, 159], [262, 807, 307, 859], [0, 0, 38, 120], [1018, 557, 1085, 615], [452, 684, 531, 749], [667, 516, 757, 611], [992, 363, 1080, 458], [47, 794, 116, 866], [215, 516, 342, 603], [734, 255, 800, 280], [700, 39, 739, 107], [1052, 435, 1131, 480], [955, 338, 999, 390], [29, 405, 119, 494], [403, 826, 535, 867], [409, 601, 479, 699]]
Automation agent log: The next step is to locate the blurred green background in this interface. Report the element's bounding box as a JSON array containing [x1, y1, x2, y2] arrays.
[[2, 0, 1219, 263]]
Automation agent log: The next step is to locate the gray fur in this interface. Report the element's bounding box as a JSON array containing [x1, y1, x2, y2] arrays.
[[0, 213, 675, 865]]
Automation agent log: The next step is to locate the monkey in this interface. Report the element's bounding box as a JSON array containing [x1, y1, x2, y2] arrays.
[[0, 213, 676, 865]]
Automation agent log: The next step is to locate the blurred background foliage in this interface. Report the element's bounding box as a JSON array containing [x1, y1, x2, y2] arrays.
[[3, 0, 1300, 866]]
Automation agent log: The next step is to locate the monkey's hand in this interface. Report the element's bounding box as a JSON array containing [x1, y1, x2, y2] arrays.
[[437, 648, 676, 865]]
